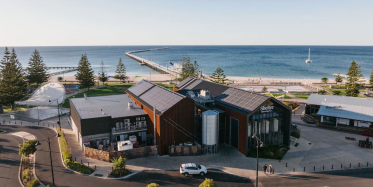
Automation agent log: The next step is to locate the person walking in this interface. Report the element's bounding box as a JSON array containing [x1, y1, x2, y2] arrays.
[[263, 164, 267, 174], [269, 164, 273, 174]]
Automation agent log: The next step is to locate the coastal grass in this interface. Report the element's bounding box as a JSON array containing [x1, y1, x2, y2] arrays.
[[292, 94, 310, 99], [57, 126, 94, 174]]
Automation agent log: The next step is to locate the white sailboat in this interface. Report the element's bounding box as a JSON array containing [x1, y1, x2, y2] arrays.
[[305, 48, 312, 63]]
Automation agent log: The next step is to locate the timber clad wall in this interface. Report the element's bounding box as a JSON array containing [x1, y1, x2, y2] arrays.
[[215, 104, 248, 156], [127, 93, 195, 156]]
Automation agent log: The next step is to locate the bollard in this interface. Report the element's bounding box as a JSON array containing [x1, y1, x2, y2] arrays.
[[95, 165, 96, 170], [75, 157, 76, 161], [286, 163, 287, 167], [112, 166, 113, 171], [314, 166, 315, 171], [341, 164, 342, 169], [304, 167, 305, 172], [332, 165, 333, 169], [368, 162, 369, 167], [323, 165, 324, 170], [359, 163, 360, 167], [81, 159, 82, 164], [88, 162, 89, 167], [350, 163, 351, 168], [293, 168, 295, 172]]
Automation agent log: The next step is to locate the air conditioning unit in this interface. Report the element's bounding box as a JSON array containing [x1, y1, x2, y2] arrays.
[[200, 90, 210, 100]]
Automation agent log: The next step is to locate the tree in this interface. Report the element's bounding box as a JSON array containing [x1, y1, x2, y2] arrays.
[[321, 76, 328, 86], [111, 156, 126, 170], [26, 49, 50, 86], [75, 54, 95, 90], [262, 86, 268, 93], [369, 70, 373, 87], [0, 48, 28, 110], [19, 139, 37, 158], [332, 90, 342, 95], [57, 76, 63, 82], [98, 61, 108, 86], [345, 61, 362, 97], [114, 57, 127, 82], [178, 54, 199, 81], [199, 178, 217, 187], [210, 67, 227, 84], [335, 73, 343, 85], [147, 183, 160, 187], [318, 90, 327, 95]]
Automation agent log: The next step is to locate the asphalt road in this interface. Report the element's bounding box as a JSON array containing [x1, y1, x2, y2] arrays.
[[0, 125, 252, 187], [260, 168, 373, 187], [0, 132, 23, 187]]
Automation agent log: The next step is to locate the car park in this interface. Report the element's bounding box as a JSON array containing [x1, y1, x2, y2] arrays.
[[180, 163, 207, 177]]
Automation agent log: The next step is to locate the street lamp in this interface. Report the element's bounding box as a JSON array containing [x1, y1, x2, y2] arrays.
[[49, 99, 61, 126], [252, 133, 263, 187], [35, 133, 61, 187]]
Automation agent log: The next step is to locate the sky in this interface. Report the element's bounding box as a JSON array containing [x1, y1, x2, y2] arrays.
[[0, 0, 372, 46]]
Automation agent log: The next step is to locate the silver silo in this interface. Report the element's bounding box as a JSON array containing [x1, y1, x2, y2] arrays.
[[202, 110, 219, 154]]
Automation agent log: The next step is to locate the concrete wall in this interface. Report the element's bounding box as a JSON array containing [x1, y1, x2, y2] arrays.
[[169, 145, 201, 156]]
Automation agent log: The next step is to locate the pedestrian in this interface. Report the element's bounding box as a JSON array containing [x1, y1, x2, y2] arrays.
[[269, 164, 273, 174], [263, 164, 267, 174]]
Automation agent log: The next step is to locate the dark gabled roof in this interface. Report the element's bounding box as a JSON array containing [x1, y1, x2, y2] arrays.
[[176, 77, 229, 98], [126, 80, 185, 114], [175, 77, 194, 89], [215, 88, 270, 114]]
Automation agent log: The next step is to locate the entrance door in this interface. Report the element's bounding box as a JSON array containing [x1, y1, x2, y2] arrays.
[[230, 118, 239, 149], [142, 132, 147, 142], [349, 120, 354, 127], [120, 135, 125, 141]]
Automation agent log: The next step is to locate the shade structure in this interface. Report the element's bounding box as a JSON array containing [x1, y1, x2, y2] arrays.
[[15, 82, 66, 106]]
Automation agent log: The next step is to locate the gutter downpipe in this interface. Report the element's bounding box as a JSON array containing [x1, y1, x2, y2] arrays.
[[153, 106, 156, 146]]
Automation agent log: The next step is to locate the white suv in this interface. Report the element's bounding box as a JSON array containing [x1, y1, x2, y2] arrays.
[[180, 163, 207, 177]]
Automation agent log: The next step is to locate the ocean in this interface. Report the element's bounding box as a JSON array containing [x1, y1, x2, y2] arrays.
[[0, 46, 372, 79]]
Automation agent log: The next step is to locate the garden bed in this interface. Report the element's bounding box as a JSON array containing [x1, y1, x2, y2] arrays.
[[21, 156, 40, 187], [108, 168, 132, 178], [247, 145, 289, 160]]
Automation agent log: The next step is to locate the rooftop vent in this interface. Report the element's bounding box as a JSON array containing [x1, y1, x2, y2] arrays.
[[200, 90, 210, 100], [128, 102, 133, 108]]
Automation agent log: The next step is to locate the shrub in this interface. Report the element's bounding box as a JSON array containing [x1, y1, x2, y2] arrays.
[[111, 156, 126, 170], [291, 131, 300, 139], [200, 178, 217, 187], [28, 178, 40, 187], [57, 127, 71, 160], [57, 76, 63, 82], [248, 145, 289, 160], [64, 159, 94, 174], [19, 140, 38, 158], [147, 183, 160, 187], [332, 90, 342, 95]]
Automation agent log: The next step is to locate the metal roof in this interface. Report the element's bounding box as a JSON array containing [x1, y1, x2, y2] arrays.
[[127, 79, 154, 96], [175, 77, 194, 89], [184, 79, 203, 90], [177, 77, 229, 98], [70, 94, 146, 119], [306, 94, 373, 122], [215, 88, 269, 113], [127, 79, 186, 114]]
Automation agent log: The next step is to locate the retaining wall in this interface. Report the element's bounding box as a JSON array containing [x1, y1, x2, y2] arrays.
[[84, 145, 158, 162]]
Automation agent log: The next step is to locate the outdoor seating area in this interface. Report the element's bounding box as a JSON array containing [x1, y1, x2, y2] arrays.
[[359, 140, 373, 148]]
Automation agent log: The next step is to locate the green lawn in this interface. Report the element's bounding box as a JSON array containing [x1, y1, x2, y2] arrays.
[[62, 84, 134, 108], [322, 86, 365, 98], [266, 94, 292, 99], [292, 94, 311, 99], [2, 105, 29, 113], [62, 83, 176, 108]]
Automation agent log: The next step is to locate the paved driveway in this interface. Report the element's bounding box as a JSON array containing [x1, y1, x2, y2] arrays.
[[0, 133, 23, 187]]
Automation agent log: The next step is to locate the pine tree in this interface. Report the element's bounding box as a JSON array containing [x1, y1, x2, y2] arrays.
[[75, 54, 95, 90], [321, 76, 328, 86], [114, 57, 127, 82], [345, 61, 362, 97], [369, 70, 373, 87], [98, 61, 108, 86], [178, 55, 199, 81], [210, 67, 227, 84], [26, 49, 50, 86], [335, 73, 343, 85], [0, 48, 28, 110]]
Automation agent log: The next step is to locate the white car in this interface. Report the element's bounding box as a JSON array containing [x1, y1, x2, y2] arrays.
[[180, 163, 207, 177]]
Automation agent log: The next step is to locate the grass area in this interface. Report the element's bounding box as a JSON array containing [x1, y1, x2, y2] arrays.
[[62, 83, 176, 108], [62, 84, 134, 108], [266, 94, 292, 99], [2, 105, 29, 113], [248, 145, 289, 160], [292, 94, 311, 99], [322, 86, 365, 98], [57, 126, 94, 174]]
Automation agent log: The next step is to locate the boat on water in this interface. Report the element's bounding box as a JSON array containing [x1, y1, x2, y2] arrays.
[[305, 48, 312, 63]]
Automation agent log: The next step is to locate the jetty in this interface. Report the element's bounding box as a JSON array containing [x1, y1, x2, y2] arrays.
[[48, 67, 78, 76], [125, 47, 180, 77]]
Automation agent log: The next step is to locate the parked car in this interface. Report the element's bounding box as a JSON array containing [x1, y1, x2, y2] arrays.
[[180, 163, 207, 177]]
